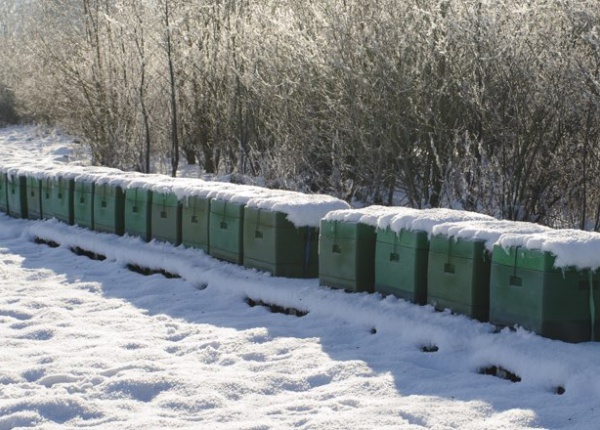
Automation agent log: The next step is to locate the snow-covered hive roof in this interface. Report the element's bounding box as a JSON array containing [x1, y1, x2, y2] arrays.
[[387, 208, 495, 234], [323, 206, 497, 233], [498, 229, 600, 270], [1, 163, 124, 182], [99, 171, 174, 189], [1, 162, 55, 178], [207, 183, 285, 205], [324, 206, 419, 229], [22, 163, 349, 228], [431, 220, 553, 251], [246, 191, 351, 228]]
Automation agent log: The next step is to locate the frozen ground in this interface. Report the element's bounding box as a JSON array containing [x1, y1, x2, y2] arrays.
[[1, 125, 600, 429]]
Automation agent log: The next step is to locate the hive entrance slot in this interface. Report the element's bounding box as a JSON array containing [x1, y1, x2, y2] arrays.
[[509, 276, 522, 287], [245, 297, 308, 317], [478, 365, 521, 383]]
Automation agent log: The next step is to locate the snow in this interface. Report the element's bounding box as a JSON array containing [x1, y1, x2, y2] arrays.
[[498, 229, 600, 270], [1, 125, 600, 429], [324, 205, 417, 228], [388, 208, 496, 235], [246, 192, 350, 228], [431, 220, 553, 251], [324, 207, 496, 234]]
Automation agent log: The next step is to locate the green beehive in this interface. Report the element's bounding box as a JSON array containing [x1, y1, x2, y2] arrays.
[[6, 174, 27, 219], [25, 176, 43, 220], [490, 246, 600, 343], [41, 177, 54, 220], [181, 195, 210, 252], [0, 172, 7, 213], [151, 190, 182, 245], [209, 198, 244, 264], [375, 228, 430, 304], [124, 187, 152, 241], [93, 182, 125, 235], [50, 176, 74, 224], [243, 207, 319, 278], [73, 179, 94, 229], [319, 220, 377, 293], [427, 235, 491, 321]]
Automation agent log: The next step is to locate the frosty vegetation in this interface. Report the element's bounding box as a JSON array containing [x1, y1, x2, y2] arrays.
[[1, 0, 600, 229]]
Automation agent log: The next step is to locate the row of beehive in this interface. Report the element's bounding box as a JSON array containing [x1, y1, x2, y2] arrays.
[[318, 209, 600, 344], [0, 168, 335, 279], [1, 168, 598, 344]]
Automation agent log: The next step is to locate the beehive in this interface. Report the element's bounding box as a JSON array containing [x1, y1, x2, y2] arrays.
[[209, 198, 244, 264], [319, 219, 377, 293], [427, 235, 491, 321], [124, 187, 152, 241], [50, 176, 74, 224], [25, 176, 43, 220], [243, 207, 319, 278], [490, 245, 600, 343], [375, 228, 429, 304], [150, 190, 182, 245], [0, 172, 8, 213], [181, 195, 210, 252], [73, 178, 94, 229], [427, 220, 552, 322], [93, 182, 125, 235], [6, 174, 27, 219]]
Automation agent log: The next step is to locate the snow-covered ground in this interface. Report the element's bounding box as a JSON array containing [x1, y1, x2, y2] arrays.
[[1, 125, 600, 429]]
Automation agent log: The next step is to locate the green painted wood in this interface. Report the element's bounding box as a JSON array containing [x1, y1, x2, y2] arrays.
[[6, 175, 27, 219], [50, 176, 74, 224], [490, 245, 600, 343], [181, 195, 210, 252], [319, 220, 376, 293], [151, 191, 182, 245], [427, 235, 491, 321], [93, 183, 125, 235], [73, 179, 94, 229], [25, 176, 42, 220], [0, 173, 7, 213], [243, 207, 319, 278], [375, 228, 429, 304], [41, 178, 53, 220], [208, 199, 244, 264], [124, 187, 152, 241]]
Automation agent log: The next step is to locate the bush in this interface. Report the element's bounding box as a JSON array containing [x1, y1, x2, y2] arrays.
[[0, 84, 18, 126]]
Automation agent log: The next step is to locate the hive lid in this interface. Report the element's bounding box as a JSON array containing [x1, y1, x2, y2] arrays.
[[388, 208, 494, 234], [324, 206, 417, 229], [498, 229, 600, 270], [247, 191, 350, 228], [431, 220, 552, 252]]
